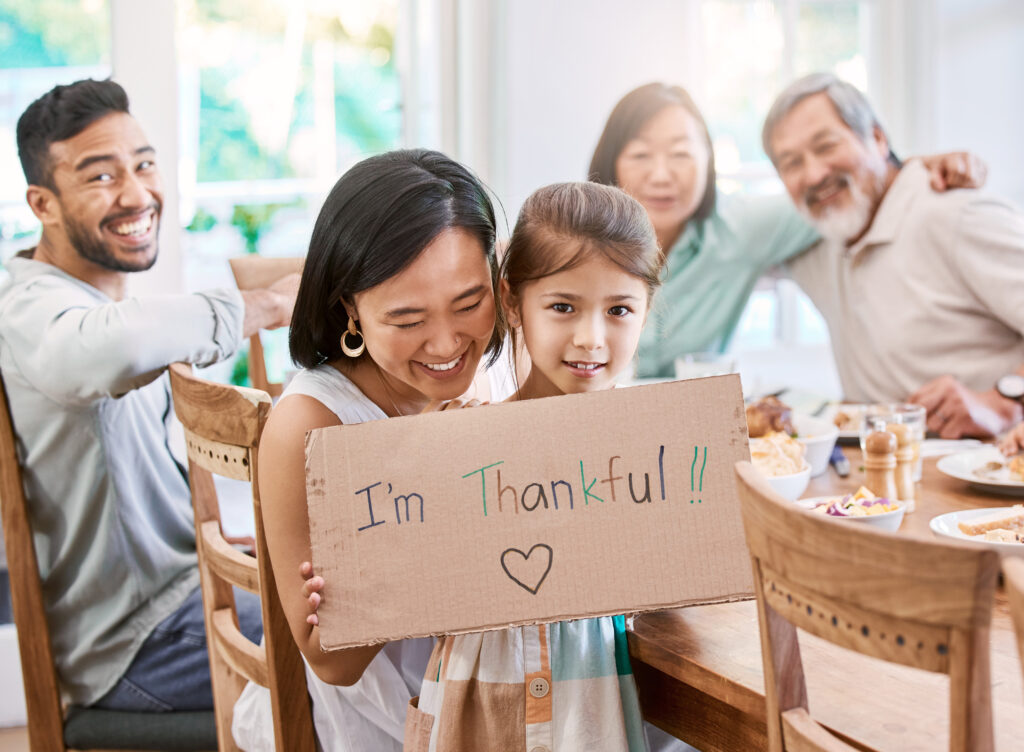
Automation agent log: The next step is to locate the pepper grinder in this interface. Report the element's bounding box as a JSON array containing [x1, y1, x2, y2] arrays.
[[887, 422, 915, 512], [863, 430, 898, 502]]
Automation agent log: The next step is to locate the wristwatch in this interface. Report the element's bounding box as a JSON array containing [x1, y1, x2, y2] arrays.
[[995, 373, 1024, 402]]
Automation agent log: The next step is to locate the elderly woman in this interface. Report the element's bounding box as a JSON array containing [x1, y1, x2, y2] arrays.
[[589, 82, 984, 379]]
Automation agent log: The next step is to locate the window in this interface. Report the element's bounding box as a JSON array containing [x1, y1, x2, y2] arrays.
[[0, 0, 111, 268], [178, 0, 403, 384], [699, 0, 870, 194]]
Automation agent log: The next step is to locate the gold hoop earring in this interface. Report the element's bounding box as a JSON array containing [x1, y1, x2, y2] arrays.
[[341, 317, 365, 358]]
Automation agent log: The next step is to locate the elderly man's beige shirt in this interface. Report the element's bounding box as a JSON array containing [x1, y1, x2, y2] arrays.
[[787, 160, 1024, 403]]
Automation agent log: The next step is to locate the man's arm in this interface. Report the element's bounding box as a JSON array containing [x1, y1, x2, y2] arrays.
[[907, 197, 1024, 439], [2, 275, 297, 406]]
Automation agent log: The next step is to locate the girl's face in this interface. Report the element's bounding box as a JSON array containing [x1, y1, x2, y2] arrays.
[[506, 252, 649, 400], [348, 228, 496, 406], [614, 105, 710, 246]]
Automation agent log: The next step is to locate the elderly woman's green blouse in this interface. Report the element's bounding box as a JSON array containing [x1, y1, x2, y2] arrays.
[[636, 192, 819, 378]]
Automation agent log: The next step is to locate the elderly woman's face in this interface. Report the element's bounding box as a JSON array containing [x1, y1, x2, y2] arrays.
[[614, 105, 710, 247], [348, 227, 496, 403]]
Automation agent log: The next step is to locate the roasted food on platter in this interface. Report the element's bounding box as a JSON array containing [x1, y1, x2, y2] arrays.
[[746, 396, 795, 438]]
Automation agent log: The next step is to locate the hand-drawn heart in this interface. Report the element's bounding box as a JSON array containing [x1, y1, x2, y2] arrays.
[[500, 544, 553, 595]]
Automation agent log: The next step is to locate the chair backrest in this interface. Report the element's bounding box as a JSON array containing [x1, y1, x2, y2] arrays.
[[228, 256, 304, 397], [0, 372, 68, 751], [734, 461, 1000, 752], [168, 362, 314, 752], [1005, 557, 1024, 689]]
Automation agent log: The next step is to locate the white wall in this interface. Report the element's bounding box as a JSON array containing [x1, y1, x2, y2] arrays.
[[931, 0, 1024, 205], [484, 0, 702, 225]]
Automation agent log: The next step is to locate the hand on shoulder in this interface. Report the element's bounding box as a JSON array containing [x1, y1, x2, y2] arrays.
[[917, 151, 987, 192]]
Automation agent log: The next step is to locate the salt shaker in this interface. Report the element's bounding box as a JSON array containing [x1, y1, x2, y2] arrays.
[[888, 422, 915, 512], [863, 429, 898, 502]]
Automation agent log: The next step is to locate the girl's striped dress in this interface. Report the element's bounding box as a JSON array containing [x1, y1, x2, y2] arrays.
[[405, 616, 648, 752]]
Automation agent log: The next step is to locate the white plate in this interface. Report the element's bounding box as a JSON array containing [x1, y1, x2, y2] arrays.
[[817, 403, 868, 443], [929, 508, 1024, 556], [936, 446, 1024, 496], [918, 438, 982, 458]]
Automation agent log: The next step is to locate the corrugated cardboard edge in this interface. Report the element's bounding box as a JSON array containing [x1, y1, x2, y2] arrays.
[[317, 591, 755, 650]]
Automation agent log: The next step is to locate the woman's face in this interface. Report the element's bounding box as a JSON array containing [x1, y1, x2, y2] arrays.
[[614, 105, 710, 247], [348, 227, 496, 404]]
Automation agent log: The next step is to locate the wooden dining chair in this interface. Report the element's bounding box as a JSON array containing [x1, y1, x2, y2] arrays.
[[0, 370, 217, 751], [734, 461, 1000, 752], [168, 362, 315, 752], [1005, 557, 1024, 687], [228, 255, 304, 397]]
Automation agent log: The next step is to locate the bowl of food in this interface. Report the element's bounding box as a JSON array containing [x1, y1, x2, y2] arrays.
[[791, 414, 840, 478], [765, 461, 812, 501], [750, 431, 811, 500], [798, 487, 905, 532]]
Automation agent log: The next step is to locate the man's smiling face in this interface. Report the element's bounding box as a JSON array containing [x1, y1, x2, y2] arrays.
[[770, 92, 890, 243], [47, 111, 163, 272]]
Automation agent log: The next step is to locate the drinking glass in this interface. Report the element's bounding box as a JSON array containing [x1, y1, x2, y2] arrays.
[[858, 403, 926, 482]]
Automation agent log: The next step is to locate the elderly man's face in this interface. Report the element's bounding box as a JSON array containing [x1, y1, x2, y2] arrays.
[[47, 112, 163, 273], [769, 92, 890, 243]]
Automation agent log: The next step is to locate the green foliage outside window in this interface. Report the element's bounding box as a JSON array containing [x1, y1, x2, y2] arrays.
[[0, 0, 108, 68]]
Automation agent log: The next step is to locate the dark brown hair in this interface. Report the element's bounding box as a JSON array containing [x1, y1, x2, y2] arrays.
[[290, 149, 505, 369], [17, 78, 131, 192], [588, 82, 716, 222]]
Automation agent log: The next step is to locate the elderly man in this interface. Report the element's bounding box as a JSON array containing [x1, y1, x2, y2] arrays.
[[764, 73, 1024, 439], [0, 79, 298, 711]]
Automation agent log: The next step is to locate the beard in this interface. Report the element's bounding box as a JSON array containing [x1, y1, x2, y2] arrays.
[[797, 168, 886, 244], [62, 203, 162, 273]]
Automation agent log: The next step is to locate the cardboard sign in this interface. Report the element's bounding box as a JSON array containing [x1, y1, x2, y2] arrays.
[[307, 375, 753, 650]]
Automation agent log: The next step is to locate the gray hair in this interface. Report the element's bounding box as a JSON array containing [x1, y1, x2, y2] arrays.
[[762, 72, 898, 166]]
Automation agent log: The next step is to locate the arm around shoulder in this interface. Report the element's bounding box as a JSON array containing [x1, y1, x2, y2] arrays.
[[258, 391, 384, 685], [734, 192, 820, 268]]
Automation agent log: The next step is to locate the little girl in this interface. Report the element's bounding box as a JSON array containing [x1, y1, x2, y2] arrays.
[[412, 182, 660, 752], [308, 181, 662, 751]]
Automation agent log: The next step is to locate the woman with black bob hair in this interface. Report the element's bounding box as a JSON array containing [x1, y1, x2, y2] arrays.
[[236, 149, 514, 751], [290, 148, 505, 369]]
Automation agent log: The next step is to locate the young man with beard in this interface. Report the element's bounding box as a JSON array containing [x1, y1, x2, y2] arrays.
[[0, 79, 298, 711], [764, 73, 1024, 440]]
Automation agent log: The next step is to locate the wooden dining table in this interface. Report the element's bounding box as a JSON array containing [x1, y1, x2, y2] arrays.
[[628, 445, 1023, 751]]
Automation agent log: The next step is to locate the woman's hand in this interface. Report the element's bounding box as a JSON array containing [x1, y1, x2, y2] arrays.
[[998, 422, 1024, 456], [299, 561, 325, 626], [918, 151, 988, 191]]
